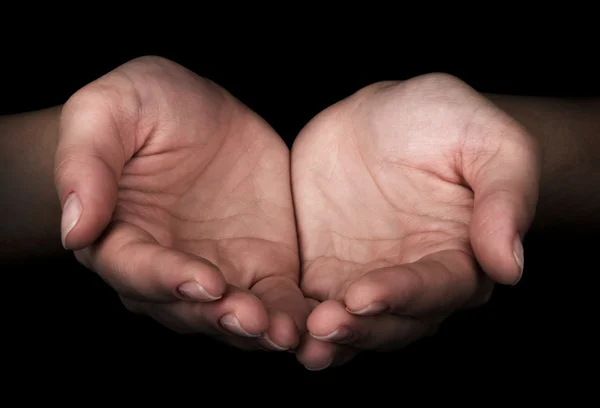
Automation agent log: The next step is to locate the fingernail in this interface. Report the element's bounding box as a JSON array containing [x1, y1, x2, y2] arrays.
[[260, 333, 288, 351], [177, 281, 222, 302], [61, 193, 82, 249], [512, 233, 524, 285], [304, 358, 333, 371], [220, 314, 261, 338], [310, 327, 352, 342], [346, 302, 387, 315]]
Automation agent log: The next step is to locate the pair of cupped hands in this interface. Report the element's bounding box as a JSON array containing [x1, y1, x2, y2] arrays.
[[56, 56, 540, 370]]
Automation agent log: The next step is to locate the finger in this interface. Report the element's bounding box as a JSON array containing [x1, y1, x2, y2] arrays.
[[463, 121, 540, 285], [296, 332, 357, 371], [463, 277, 495, 309], [55, 82, 140, 250], [252, 276, 309, 351], [307, 300, 435, 351], [79, 221, 226, 302], [127, 285, 269, 340], [344, 250, 481, 317]]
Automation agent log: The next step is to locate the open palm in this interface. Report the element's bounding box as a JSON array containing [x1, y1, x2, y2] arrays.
[[291, 74, 539, 369], [56, 57, 306, 351]]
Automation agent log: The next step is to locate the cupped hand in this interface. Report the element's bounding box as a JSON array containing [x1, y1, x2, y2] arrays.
[[291, 74, 540, 369], [54, 56, 307, 351]]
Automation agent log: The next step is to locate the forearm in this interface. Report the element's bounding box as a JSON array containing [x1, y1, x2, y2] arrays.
[[486, 94, 600, 229], [0, 106, 65, 261]]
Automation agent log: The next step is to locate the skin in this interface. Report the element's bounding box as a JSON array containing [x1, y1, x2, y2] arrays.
[[7, 57, 596, 369], [292, 74, 540, 369], [54, 56, 308, 351]]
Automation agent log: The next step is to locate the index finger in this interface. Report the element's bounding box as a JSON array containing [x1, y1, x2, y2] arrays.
[[78, 221, 227, 302], [343, 250, 487, 317]]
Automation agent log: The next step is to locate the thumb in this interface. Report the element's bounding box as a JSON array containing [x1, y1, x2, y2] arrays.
[[465, 123, 541, 286], [54, 86, 139, 250]]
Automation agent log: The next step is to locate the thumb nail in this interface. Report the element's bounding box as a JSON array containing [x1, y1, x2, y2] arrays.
[[61, 193, 82, 249], [512, 233, 524, 285]]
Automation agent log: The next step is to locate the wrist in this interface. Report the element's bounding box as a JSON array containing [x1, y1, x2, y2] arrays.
[[0, 106, 64, 260], [486, 94, 600, 229]]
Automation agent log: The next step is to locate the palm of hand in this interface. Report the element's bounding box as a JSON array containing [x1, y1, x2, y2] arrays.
[[292, 77, 498, 367], [116, 96, 298, 297], [69, 58, 304, 349], [296, 80, 480, 299]]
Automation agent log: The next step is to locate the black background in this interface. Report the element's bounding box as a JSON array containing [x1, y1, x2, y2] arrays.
[[2, 36, 598, 391]]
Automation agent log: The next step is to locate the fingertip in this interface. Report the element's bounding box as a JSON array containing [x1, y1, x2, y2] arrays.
[[176, 281, 223, 302], [346, 302, 388, 316], [296, 334, 337, 371], [470, 201, 525, 285], [511, 233, 525, 285], [257, 311, 299, 351], [267, 311, 300, 350], [471, 227, 523, 286], [219, 314, 262, 338], [60, 192, 83, 249], [174, 257, 227, 302], [344, 277, 389, 316], [57, 162, 118, 250], [305, 359, 334, 372], [306, 300, 348, 337], [260, 333, 289, 351], [218, 289, 270, 337]]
